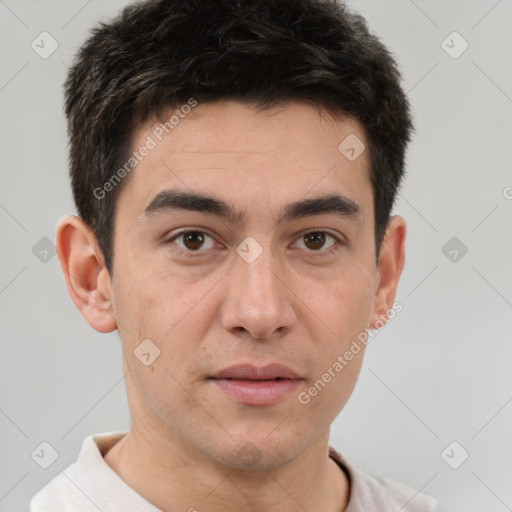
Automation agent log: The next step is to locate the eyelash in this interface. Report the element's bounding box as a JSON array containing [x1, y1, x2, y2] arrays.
[[165, 229, 346, 257]]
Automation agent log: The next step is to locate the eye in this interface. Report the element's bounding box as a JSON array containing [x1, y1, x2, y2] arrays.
[[294, 231, 342, 253], [167, 230, 216, 252], [166, 229, 344, 256]]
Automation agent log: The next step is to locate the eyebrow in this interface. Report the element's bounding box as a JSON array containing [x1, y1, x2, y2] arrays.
[[142, 189, 362, 225]]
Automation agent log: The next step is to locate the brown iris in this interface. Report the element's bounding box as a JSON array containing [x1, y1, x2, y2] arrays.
[[182, 231, 206, 250], [303, 232, 326, 250]]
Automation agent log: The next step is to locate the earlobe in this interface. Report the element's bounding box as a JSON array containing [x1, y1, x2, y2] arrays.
[[370, 215, 406, 329], [55, 215, 117, 333]]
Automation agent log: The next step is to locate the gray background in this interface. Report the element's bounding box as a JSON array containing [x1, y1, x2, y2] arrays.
[[1, 0, 511, 510]]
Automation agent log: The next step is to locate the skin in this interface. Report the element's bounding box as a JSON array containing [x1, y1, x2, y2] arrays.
[[56, 100, 406, 512]]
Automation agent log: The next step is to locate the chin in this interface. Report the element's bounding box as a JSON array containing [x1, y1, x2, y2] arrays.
[[209, 429, 311, 471]]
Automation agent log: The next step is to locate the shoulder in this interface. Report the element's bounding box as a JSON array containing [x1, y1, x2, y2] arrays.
[[30, 431, 133, 512], [29, 462, 90, 511], [329, 447, 447, 512]]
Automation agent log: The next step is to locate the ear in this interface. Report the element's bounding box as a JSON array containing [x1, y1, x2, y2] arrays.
[[369, 215, 406, 328], [55, 215, 117, 333]]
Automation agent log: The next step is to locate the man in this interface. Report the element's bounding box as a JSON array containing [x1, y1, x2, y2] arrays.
[[30, 0, 445, 510]]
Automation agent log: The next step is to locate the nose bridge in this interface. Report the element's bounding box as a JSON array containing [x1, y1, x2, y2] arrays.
[[221, 235, 295, 338], [234, 235, 282, 300]]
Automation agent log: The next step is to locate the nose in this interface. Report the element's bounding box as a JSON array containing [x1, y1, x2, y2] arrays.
[[220, 240, 297, 340]]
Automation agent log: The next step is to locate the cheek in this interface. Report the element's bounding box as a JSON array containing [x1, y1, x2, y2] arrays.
[[295, 262, 374, 418], [112, 259, 219, 380], [114, 270, 211, 423], [304, 261, 376, 341], [296, 348, 365, 430], [112, 251, 197, 335]]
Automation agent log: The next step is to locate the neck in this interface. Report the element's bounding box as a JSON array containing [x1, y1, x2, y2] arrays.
[[104, 425, 350, 512]]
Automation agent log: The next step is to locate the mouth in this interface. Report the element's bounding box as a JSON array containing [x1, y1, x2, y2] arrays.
[[208, 364, 303, 405], [210, 363, 302, 380]]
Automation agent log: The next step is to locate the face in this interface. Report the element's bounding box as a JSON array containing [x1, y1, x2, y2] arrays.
[[105, 100, 387, 469]]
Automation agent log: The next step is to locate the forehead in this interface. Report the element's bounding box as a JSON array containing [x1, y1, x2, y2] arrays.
[[118, 100, 372, 222]]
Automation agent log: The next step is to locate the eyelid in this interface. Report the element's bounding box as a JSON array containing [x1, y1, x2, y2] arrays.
[[293, 229, 346, 253], [166, 228, 219, 252], [299, 228, 346, 243]]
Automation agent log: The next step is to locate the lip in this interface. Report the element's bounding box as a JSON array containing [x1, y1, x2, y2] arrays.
[[211, 363, 301, 380], [209, 364, 303, 405]]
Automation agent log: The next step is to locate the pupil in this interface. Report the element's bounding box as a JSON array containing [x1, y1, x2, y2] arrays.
[[184, 231, 204, 250], [305, 232, 325, 250]]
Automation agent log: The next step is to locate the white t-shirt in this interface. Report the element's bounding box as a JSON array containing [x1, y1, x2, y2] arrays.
[[30, 431, 444, 511]]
